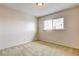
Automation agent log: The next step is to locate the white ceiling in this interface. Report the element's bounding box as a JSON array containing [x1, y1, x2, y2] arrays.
[[1, 3, 79, 17]]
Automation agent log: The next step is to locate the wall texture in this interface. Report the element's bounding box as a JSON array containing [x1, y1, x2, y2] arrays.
[[38, 6, 79, 49], [0, 5, 37, 49]]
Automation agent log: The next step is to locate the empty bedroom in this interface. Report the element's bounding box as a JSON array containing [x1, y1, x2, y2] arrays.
[[0, 3, 79, 56]]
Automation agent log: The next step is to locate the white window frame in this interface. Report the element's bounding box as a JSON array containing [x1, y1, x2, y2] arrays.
[[52, 17, 64, 30], [43, 17, 64, 30], [43, 19, 53, 30]]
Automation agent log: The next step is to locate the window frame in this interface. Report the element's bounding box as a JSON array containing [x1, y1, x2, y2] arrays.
[[43, 17, 64, 31]]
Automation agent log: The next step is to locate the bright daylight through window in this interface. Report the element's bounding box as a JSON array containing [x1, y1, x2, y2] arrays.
[[44, 18, 64, 30]]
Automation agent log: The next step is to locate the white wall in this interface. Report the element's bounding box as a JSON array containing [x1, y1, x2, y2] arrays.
[[0, 5, 37, 49], [38, 6, 79, 49]]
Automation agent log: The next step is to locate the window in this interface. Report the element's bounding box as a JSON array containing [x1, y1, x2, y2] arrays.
[[43, 17, 64, 30], [44, 19, 53, 30], [53, 18, 64, 30]]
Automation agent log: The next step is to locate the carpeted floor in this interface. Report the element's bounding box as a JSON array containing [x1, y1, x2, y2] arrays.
[[0, 40, 79, 56]]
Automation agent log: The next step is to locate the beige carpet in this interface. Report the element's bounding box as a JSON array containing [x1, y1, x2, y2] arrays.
[[0, 41, 79, 56]]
